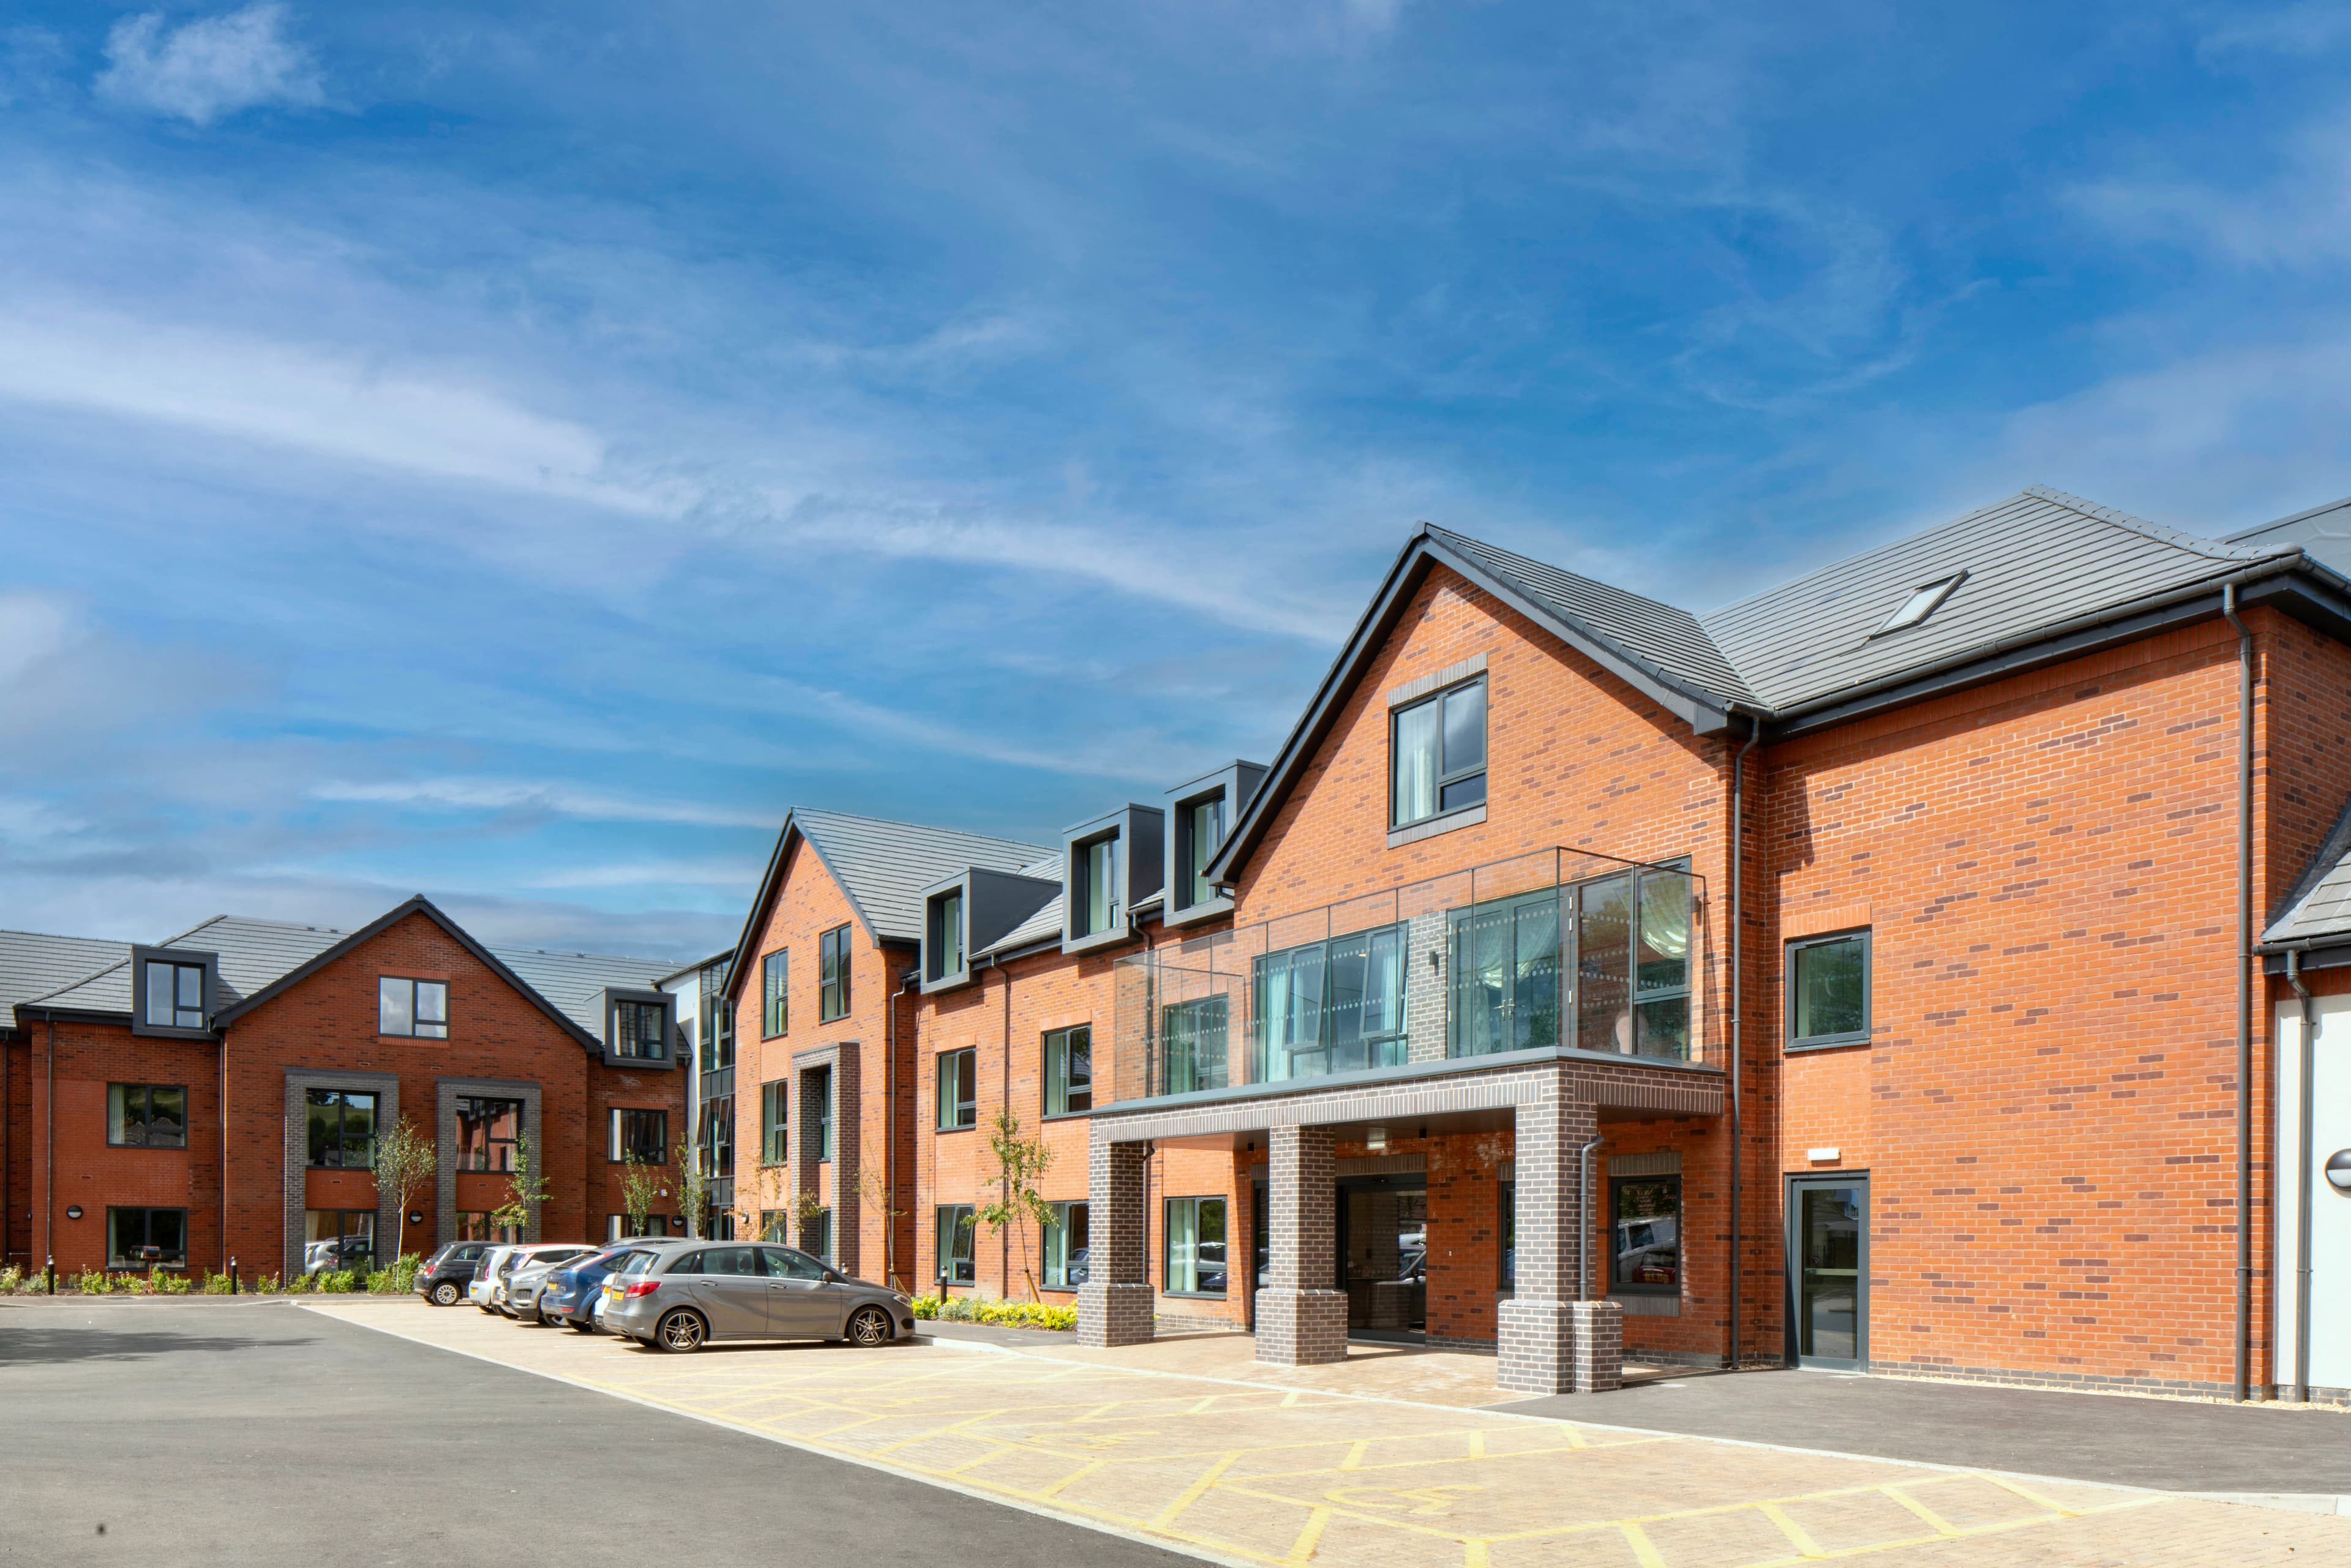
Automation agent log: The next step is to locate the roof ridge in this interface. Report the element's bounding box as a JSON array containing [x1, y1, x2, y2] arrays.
[[2020, 483, 2289, 564], [793, 805, 1053, 853], [1422, 522, 1700, 620], [486, 942, 680, 966]]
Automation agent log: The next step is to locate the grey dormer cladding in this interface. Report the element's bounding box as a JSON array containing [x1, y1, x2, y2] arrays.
[[918, 866, 1062, 992], [1063, 805, 1164, 956], [129, 945, 221, 1039], [591, 985, 680, 1070], [1162, 761, 1265, 929]]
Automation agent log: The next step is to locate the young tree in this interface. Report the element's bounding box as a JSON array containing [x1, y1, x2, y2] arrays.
[[620, 1153, 663, 1239], [373, 1116, 437, 1260], [855, 1136, 909, 1289], [976, 1111, 1057, 1302], [676, 1141, 711, 1239], [491, 1130, 550, 1237], [792, 1190, 828, 1256]]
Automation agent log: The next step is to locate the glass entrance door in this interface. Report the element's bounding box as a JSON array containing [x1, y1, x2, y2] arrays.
[[1788, 1177, 1867, 1370], [1336, 1176, 1427, 1341]]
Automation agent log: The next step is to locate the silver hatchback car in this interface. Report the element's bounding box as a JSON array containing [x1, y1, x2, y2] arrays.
[[599, 1241, 916, 1353]]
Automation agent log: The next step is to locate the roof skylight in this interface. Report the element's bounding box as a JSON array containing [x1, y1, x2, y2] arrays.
[[1875, 572, 1966, 635]]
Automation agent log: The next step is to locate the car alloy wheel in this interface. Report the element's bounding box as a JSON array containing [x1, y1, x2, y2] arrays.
[[847, 1306, 893, 1347], [430, 1281, 461, 1307], [656, 1310, 707, 1353]]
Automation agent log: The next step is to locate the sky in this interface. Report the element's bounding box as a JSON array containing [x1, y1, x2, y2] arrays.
[[2, 2, 2349, 962]]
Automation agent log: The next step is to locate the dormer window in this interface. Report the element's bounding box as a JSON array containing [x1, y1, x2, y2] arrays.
[[936, 890, 964, 977], [1875, 572, 1966, 635], [1163, 762, 1263, 928], [1062, 805, 1163, 955], [1181, 798, 1221, 908], [1078, 835, 1120, 937], [144, 959, 206, 1030], [612, 998, 669, 1059], [921, 866, 1058, 991]]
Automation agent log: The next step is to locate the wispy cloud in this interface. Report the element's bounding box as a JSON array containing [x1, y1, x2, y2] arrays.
[[96, 3, 323, 126], [310, 778, 777, 830], [2071, 111, 2351, 269]]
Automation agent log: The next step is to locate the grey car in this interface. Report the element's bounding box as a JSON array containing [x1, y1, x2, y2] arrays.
[[504, 1245, 599, 1323], [599, 1241, 917, 1354]]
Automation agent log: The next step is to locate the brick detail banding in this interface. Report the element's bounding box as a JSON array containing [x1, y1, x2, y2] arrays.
[[435, 1076, 541, 1250], [283, 1068, 400, 1281], [1256, 1125, 1346, 1367]]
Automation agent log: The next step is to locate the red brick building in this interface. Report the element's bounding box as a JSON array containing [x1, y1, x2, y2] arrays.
[[2, 896, 688, 1280], [755, 484, 2351, 1401]]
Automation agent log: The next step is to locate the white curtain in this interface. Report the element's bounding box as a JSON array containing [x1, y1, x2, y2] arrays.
[[1393, 703, 1439, 822]]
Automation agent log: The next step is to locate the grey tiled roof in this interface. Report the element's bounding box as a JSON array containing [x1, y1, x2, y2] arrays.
[[0, 931, 131, 1016], [1426, 525, 1758, 705], [2227, 495, 2351, 580], [1700, 487, 2289, 714], [489, 945, 679, 1034], [793, 809, 1054, 943], [2266, 800, 2351, 945]]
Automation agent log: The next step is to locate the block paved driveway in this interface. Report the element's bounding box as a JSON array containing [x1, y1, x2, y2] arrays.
[[309, 1300, 2348, 1567]]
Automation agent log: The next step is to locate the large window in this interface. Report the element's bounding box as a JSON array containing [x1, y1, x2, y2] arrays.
[[144, 958, 207, 1030], [1043, 1026, 1091, 1116], [607, 1214, 673, 1240], [1610, 1174, 1681, 1294], [937, 1048, 977, 1130], [378, 977, 449, 1038], [611, 998, 668, 1059], [1043, 1201, 1089, 1289], [1450, 887, 1561, 1057], [1253, 924, 1407, 1082], [609, 1108, 668, 1164], [305, 1209, 375, 1272], [1391, 676, 1487, 828], [936, 1205, 975, 1284], [1788, 930, 1870, 1048], [1567, 861, 1693, 1060], [1161, 996, 1229, 1095], [1163, 1196, 1227, 1296], [458, 1212, 522, 1244], [108, 1206, 187, 1269], [762, 949, 789, 1038], [818, 926, 852, 1021], [1076, 836, 1120, 936], [809, 1066, 833, 1160], [306, 1089, 377, 1169], [457, 1097, 522, 1171], [107, 1084, 187, 1149], [760, 1080, 789, 1165], [702, 1090, 735, 1180], [806, 1207, 833, 1261], [1182, 796, 1223, 909], [700, 960, 734, 1069]]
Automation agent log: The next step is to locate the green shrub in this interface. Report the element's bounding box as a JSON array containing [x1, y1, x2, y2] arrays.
[[363, 1268, 393, 1294], [255, 1274, 281, 1294], [152, 1270, 192, 1294], [199, 1270, 234, 1294], [906, 1294, 1076, 1332], [71, 1269, 110, 1294], [388, 1253, 421, 1293], [285, 1270, 317, 1294]]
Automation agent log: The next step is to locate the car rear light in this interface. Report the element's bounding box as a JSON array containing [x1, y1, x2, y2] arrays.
[[623, 1279, 661, 1298]]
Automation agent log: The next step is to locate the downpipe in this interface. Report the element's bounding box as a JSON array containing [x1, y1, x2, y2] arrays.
[[2287, 945, 2314, 1404], [2222, 583, 2254, 1403], [1727, 718, 1760, 1370]]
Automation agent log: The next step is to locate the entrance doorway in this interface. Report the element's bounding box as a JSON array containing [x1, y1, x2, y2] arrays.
[[1337, 1174, 1426, 1341], [1787, 1176, 1868, 1370]]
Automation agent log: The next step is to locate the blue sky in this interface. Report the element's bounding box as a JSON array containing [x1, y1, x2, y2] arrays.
[[3, 2, 2347, 961]]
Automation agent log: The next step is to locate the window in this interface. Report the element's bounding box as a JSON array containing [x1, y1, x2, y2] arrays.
[[1610, 1174, 1681, 1293], [700, 959, 734, 1069], [378, 977, 449, 1038], [1788, 930, 1871, 1048], [1253, 923, 1408, 1082], [700, 1088, 735, 1182], [107, 1207, 187, 1269], [107, 1084, 187, 1149], [761, 1080, 789, 1164], [806, 1207, 833, 1261], [819, 925, 852, 1021], [1500, 1178, 1515, 1289], [760, 1210, 790, 1244], [1449, 887, 1561, 1057], [305, 1210, 375, 1272], [1391, 676, 1487, 828], [607, 1214, 672, 1240], [1876, 572, 1965, 635], [457, 1097, 522, 1171], [932, 890, 964, 980], [1567, 861, 1693, 1060], [610, 998, 668, 1059], [306, 1089, 378, 1169], [762, 949, 789, 1038], [144, 959, 206, 1030], [937, 1048, 977, 1130], [458, 1212, 522, 1244], [1161, 996, 1229, 1095], [1043, 1026, 1092, 1116], [609, 1108, 668, 1164], [1163, 1196, 1227, 1296], [809, 1065, 833, 1160], [1076, 836, 1120, 936], [1043, 1201, 1089, 1289], [936, 1205, 975, 1284], [1182, 795, 1224, 909]]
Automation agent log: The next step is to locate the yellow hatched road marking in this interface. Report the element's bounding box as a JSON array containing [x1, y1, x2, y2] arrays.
[[1878, 1485, 1959, 1536], [1150, 1451, 1242, 1530], [1037, 1458, 1108, 1498], [1337, 1440, 1371, 1471], [1758, 1502, 1826, 1558], [1283, 1507, 1332, 1564], [1466, 1430, 1485, 1460], [1620, 1520, 1669, 1568], [1980, 1472, 2077, 1515], [1738, 1495, 2170, 1567]]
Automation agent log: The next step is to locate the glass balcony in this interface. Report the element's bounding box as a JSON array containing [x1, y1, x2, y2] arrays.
[[1106, 847, 1703, 1108]]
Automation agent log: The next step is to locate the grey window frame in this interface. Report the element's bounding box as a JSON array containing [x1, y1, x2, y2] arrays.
[[1608, 1172, 1683, 1296], [760, 1079, 789, 1165], [107, 1082, 188, 1149], [306, 1087, 378, 1169], [818, 925, 852, 1022], [936, 1204, 975, 1283], [107, 1206, 189, 1270], [377, 976, 449, 1038], [1499, 1176, 1515, 1289], [937, 1048, 977, 1131], [133, 950, 213, 1037], [1389, 675, 1487, 830], [456, 1096, 522, 1172], [1042, 1199, 1089, 1289], [810, 1065, 834, 1161], [1161, 1195, 1228, 1299], [1074, 833, 1120, 937], [1785, 928, 1873, 1050], [609, 997, 669, 1060], [700, 959, 735, 1068], [1043, 1025, 1092, 1117], [930, 889, 964, 981], [762, 949, 789, 1038], [700, 1087, 735, 1182], [609, 1107, 669, 1165], [806, 1207, 832, 1261]]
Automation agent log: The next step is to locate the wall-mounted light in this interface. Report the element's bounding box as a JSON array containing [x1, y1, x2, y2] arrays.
[[1366, 1125, 1389, 1153], [2327, 1150, 2351, 1193], [408, 1211, 425, 1226], [65, 1205, 83, 1220]]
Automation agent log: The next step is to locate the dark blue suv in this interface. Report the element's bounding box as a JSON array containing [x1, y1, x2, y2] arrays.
[[538, 1246, 639, 1332]]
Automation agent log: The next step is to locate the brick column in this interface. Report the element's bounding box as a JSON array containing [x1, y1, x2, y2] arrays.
[[1077, 1139, 1153, 1347], [1256, 1124, 1346, 1365], [1498, 1069, 1622, 1394]]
